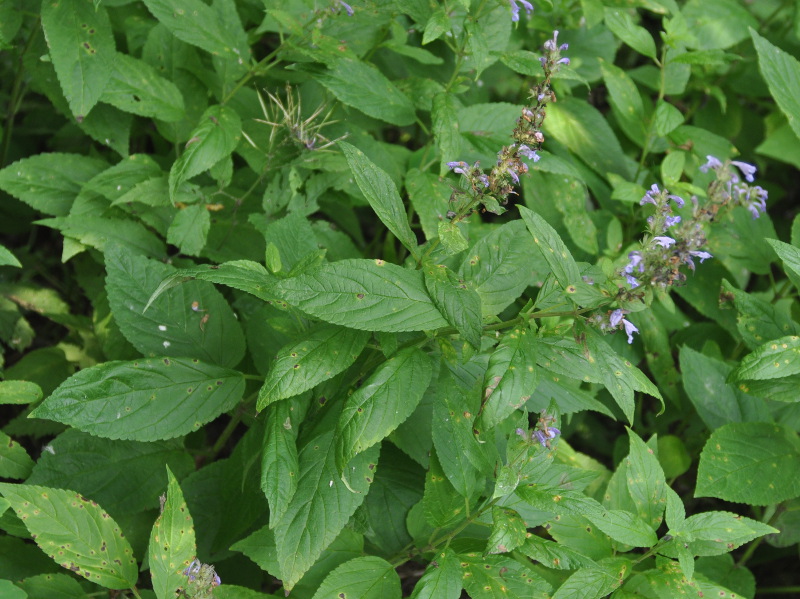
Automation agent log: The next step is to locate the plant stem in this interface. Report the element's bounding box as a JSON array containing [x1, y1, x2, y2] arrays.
[[1, 20, 39, 168]]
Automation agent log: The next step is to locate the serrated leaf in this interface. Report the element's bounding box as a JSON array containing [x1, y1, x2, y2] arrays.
[[423, 264, 482, 349], [0, 484, 137, 589], [516, 483, 606, 520], [459, 552, 551, 599], [340, 142, 418, 257], [0, 430, 34, 480], [721, 280, 800, 350], [405, 168, 451, 241], [141, 0, 250, 68], [27, 429, 193, 515], [731, 335, 800, 381], [423, 450, 466, 528], [666, 511, 777, 557], [147, 260, 279, 308], [258, 324, 370, 411], [41, 0, 116, 119], [604, 8, 657, 60], [273, 432, 378, 591], [311, 556, 401, 599], [277, 259, 448, 332], [590, 509, 658, 548], [106, 246, 246, 368], [0, 153, 107, 216], [422, 8, 449, 45], [551, 558, 628, 599], [0, 244, 21, 268], [519, 535, 597, 570], [600, 60, 646, 146], [336, 348, 432, 471], [751, 28, 800, 141], [0, 380, 43, 405], [518, 206, 581, 297], [696, 422, 800, 505], [626, 430, 666, 531], [166, 204, 210, 257], [487, 507, 527, 554], [100, 52, 185, 122], [168, 105, 241, 202], [409, 549, 462, 599], [37, 215, 166, 259], [29, 357, 244, 442], [679, 346, 770, 429], [316, 58, 415, 126], [261, 398, 305, 527], [478, 327, 538, 430], [149, 468, 196, 599], [459, 220, 539, 316], [432, 92, 462, 174], [16, 572, 88, 599]]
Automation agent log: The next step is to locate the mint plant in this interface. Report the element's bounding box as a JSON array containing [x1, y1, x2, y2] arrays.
[[1, 1, 800, 598]]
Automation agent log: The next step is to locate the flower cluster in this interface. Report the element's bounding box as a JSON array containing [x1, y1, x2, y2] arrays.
[[590, 309, 639, 344], [445, 31, 568, 217], [516, 410, 561, 448], [699, 156, 768, 220], [509, 0, 534, 22], [182, 559, 221, 598]]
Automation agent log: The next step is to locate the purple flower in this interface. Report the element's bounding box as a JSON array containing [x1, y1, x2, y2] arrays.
[[609, 309, 624, 327], [213, 574, 222, 586], [653, 236, 676, 248], [732, 160, 756, 182], [509, 0, 533, 21], [533, 427, 560, 447], [684, 250, 712, 271], [700, 155, 723, 173], [626, 274, 640, 288], [518, 144, 540, 161], [557, 57, 570, 65], [641, 184, 660, 205], [664, 215, 681, 229], [337, 0, 354, 16], [544, 30, 560, 51], [622, 319, 638, 344], [625, 251, 644, 273], [668, 194, 685, 208], [447, 161, 469, 175], [478, 174, 490, 187], [508, 168, 520, 184]]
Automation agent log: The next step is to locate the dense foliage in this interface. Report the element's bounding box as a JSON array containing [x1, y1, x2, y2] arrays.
[[1, 0, 800, 597]]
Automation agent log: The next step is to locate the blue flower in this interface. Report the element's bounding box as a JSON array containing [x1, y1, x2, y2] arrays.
[[509, 0, 533, 21], [610, 309, 639, 343], [653, 236, 676, 248], [668, 194, 685, 208], [700, 155, 723, 173], [626, 274, 640, 288], [518, 144, 540, 161], [664, 215, 681, 229], [447, 161, 469, 175], [684, 250, 712, 271], [641, 184, 660, 205], [622, 319, 638, 344], [534, 427, 560, 447], [625, 251, 644, 273], [732, 160, 756, 183]]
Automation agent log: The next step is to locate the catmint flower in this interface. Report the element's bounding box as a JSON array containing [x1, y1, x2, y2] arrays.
[[622, 319, 638, 344], [626, 274, 640, 288], [625, 251, 644, 273], [447, 161, 469, 175], [508, 169, 520, 184], [544, 30, 560, 51], [668, 194, 685, 208], [557, 57, 570, 65], [684, 250, 713, 271], [610, 309, 639, 344], [509, 0, 533, 21], [336, 0, 354, 16], [731, 160, 756, 183], [478, 174, 490, 187], [653, 236, 676, 248], [700, 155, 723, 173], [640, 184, 660, 205], [664, 215, 681, 230], [213, 574, 222, 586], [534, 427, 560, 447], [518, 144, 540, 161]]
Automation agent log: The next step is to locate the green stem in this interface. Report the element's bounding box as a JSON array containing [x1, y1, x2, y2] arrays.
[[757, 587, 800, 596], [634, 45, 669, 180], [129, 587, 144, 599], [1, 20, 39, 168]]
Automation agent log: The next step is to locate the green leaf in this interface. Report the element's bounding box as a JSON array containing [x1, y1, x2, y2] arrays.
[[41, 0, 116, 119], [766, 238, 800, 282], [679, 346, 770, 429], [335, 348, 432, 471], [459, 552, 551, 599], [487, 506, 527, 554], [0, 380, 43, 405], [625, 430, 666, 531], [696, 422, 800, 505], [100, 52, 185, 122], [258, 324, 370, 411], [459, 220, 540, 316], [141, 0, 250, 68], [409, 549, 462, 599], [721, 280, 800, 350], [106, 246, 246, 368], [518, 206, 581, 296], [423, 264, 482, 349], [168, 105, 242, 202], [653, 100, 684, 136], [0, 484, 138, 589], [423, 450, 466, 528], [29, 357, 245, 442], [552, 558, 628, 599], [26, 429, 193, 515], [311, 556, 401, 599], [0, 153, 107, 216], [37, 215, 166, 259], [604, 8, 657, 60], [438, 221, 470, 254], [0, 430, 34, 480], [15, 573, 88, 599], [731, 335, 800, 381], [431, 372, 489, 498], [683, 0, 757, 50], [516, 483, 606, 521], [261, 398, 304, 527], [316, 58, 416, 126], [432, 92, 462, 174], [600, 60, 646, 146], [277, 259, 449, 332], [149, 468, 196, 599], [666, 511, 777, 557], [478, 327, 538, 430], [340, 142, 418, 257], [405, 168, 452, 241], [166, 204, 211, 257], [273, 432, 378, 591], [422, 8, 449, 45], [0, 244, 21, 268], [519, 535, 597, 570]]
